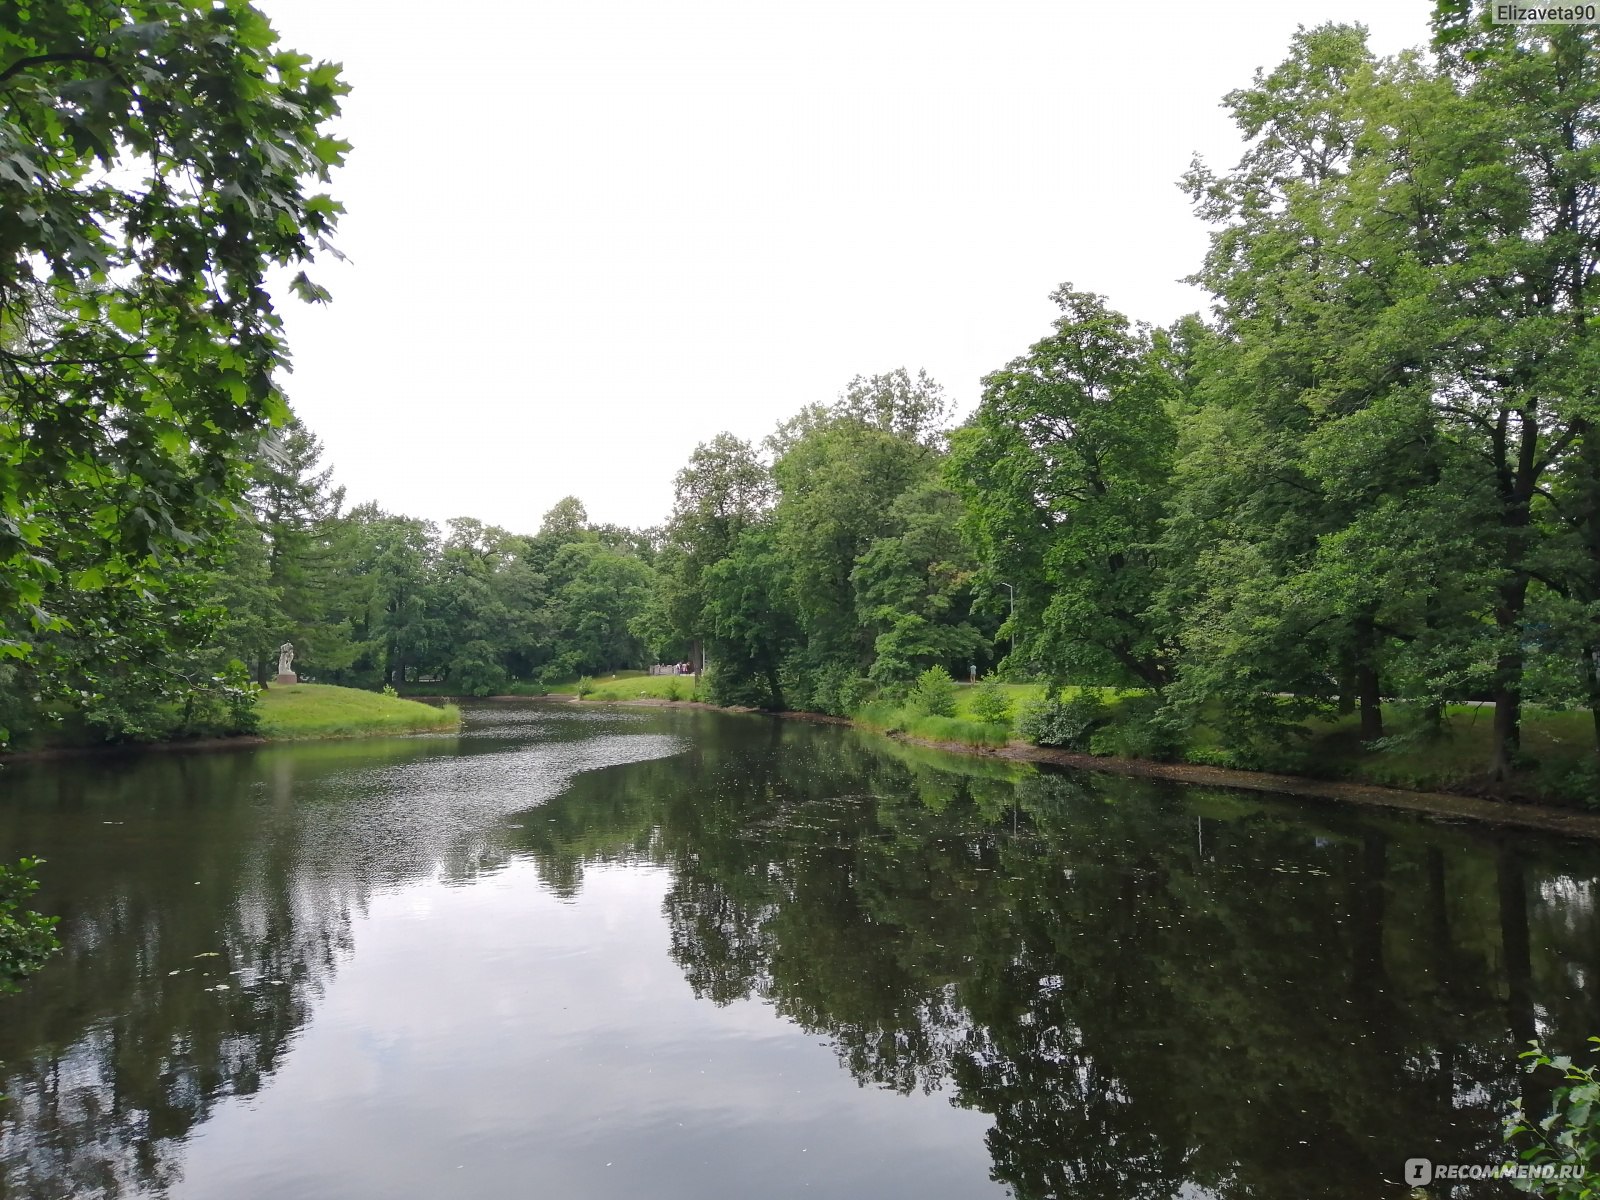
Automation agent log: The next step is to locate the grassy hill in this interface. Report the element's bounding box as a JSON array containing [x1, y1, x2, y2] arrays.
[[257, 684, 461, 740]]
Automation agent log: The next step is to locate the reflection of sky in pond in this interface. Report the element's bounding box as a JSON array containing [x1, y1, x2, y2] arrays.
[[1, 702, 1598, 1200], [177, 863, 999, 1200]]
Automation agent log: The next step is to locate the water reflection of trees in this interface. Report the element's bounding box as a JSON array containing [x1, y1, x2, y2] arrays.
[[5, 713, 1598, 1200], [0, 719, 655, 1200], [522, 720, 1600, 1199], [0, 751, 378, 1199]]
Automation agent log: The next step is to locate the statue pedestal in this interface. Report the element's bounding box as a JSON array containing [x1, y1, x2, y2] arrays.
[[274, 673, 298, 686]]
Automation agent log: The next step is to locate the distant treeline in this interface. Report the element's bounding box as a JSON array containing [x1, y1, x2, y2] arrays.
[[9, 11, 1600, 793]]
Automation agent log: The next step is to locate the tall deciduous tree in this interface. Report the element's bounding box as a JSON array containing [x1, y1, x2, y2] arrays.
[[950, 287, 1178, 689], [660, 433, 773, 669], [0, 2, 348, 690], [772, 372, 947, 671]]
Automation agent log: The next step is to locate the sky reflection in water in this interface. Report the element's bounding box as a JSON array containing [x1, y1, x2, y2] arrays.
[[1, 703, 1597, 1199]]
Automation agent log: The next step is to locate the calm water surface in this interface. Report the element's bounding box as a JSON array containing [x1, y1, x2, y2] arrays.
[[0, 703, 1597, 1199]]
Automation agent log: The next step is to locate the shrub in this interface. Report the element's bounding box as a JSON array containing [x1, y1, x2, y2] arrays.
[[454, 649, 507, 697], [576, 676, 595, 699], [81, 690, 171, 743], [969, 676, 1013, 727], [1018, 690, 1106, 750], [1537, 759, 1600, 810], [908, 666, 957, 718], [706, 663, 775, 708], [663, 678, 683, 702], [1087, 692, 1185, 761], [1504, 1037, 1600, 1195], [807, 662, 878, 716], [0, 858, 59, 996]]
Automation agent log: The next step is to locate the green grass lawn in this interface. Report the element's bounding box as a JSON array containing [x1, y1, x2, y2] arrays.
[[950, 681, 1048, 720], [575, 672, 702, 702], [256, 684, 461, 740]]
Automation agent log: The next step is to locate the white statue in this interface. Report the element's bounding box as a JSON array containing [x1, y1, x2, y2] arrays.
[[278, 642, 295, 677]]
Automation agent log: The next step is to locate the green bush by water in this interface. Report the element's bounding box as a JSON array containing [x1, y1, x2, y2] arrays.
[[906, 666, 958, 717], [1504, 1037, 1600, 1194], [853, 702, 1010, 748]]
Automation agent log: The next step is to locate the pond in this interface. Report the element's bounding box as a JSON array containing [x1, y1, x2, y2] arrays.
[[0, 703, 1596, 1199]]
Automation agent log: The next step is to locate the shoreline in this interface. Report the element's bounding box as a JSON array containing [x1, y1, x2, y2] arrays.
[[8, 691, 1598, 839], [584, 696, 1600, 840]]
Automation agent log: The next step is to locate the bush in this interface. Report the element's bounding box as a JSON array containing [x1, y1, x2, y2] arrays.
[[576, 676, 595, 699], [1018, 690, 1107, 750], [81, 690, 172, 743], [663, 678, 683, 702], [969, 676, 1013, 727], [706, 662, 777, 708], [1087, 692, 1185, 761], [805, 662, 877, 716], [0, 858, 59, 996], [908, 666, 957, 718], [1537, 759, 1600, 810], [1504, 1037, 1600, 1195]]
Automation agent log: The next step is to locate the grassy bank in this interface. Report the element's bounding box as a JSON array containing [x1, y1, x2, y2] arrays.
[[552, 674, 1597, 807], [257, 684, 461, 740], [831, 686, 1600, 807], [1246, 704, 1597, 802], [853, 703, 1011, 748], [561, 672, 702, 702]]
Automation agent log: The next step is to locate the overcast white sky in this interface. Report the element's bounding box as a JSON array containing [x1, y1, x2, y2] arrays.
[[256, 0, 1433, 535]]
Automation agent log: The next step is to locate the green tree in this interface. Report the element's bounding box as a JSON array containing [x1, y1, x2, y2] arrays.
[[428, 517, 516, 695], [772, 372, 947, 672], [546, 541, 653, 677], [850, 480, 986, 686], [702, 525, 800, 708], [950, 287, 1178, 689], [0, 2, 348, 701], [659, 433, 773, 670]]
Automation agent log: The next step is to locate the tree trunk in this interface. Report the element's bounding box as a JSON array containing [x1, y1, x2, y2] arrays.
[[1357, 661, 1383, 741], [1490, 575, 1530, 782], [1353, 615, 1383, 740], [1587, 647, 1600, 756]]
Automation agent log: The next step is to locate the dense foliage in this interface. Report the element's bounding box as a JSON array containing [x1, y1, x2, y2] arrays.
[[0, 0, 346, 743], [0, 858, 57, 995], [11, 0, 1600, 807], [1506, 1039, 1600, 1195]]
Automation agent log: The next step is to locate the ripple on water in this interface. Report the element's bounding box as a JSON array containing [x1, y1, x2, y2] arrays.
[[249, 728, 686, 892]]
